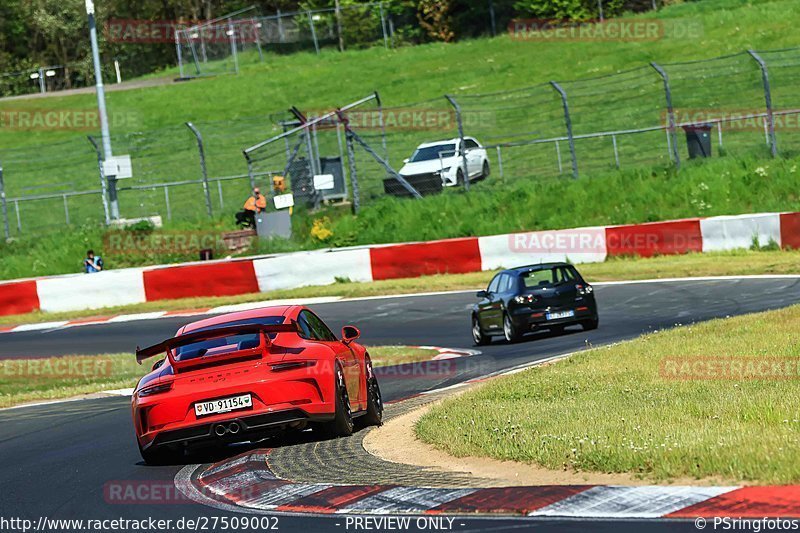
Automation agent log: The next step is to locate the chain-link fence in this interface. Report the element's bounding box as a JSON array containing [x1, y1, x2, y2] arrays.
[[176, 3, 392, 78], [447, 48, 800, 184], [4, 46, 800, 239]]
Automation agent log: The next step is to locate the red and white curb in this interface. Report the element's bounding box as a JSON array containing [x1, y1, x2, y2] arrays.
[[176, 451, 800, 518]]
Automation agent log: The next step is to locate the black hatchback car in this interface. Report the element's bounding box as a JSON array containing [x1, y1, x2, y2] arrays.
[[471, 262, 598, 344]]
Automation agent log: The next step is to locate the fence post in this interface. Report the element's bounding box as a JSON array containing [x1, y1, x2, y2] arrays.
[[379, 3, 389, 50], [344, 130, 360, 214], [445, 94, 470, 191], [228, 21, 239, 74], [489, 0, 497, 37], [87, 136, 111, 225], [374, 91, 389, 160], [334, 0, 344, 51], [244, 155, 257, 191], [549, 81, 579, 179], [175, 30, 185, 79], [748, 50, 778, 158], [307, 11, 320, 55], [63, 194, 70, 225], [253, 20, 264, 62], [0, 163, 9, 240], [185, 122, 214, 218], [217, 180, 224, 209], [611, 134, 620, 169], [650, 62, 681, 169], [14, 200, 21, 233], [164, 187, 172, 220]]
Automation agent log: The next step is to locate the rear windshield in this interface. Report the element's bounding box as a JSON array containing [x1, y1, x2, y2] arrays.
[[520, 267, 576, 289], [175, 316, 284, 361]]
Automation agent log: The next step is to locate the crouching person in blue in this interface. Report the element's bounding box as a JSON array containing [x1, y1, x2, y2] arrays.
[[84, 249, 104, 274]]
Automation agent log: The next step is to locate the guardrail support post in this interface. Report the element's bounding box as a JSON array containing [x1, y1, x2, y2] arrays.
[[650, 62, 681, 169], [445, 94, 470, 191], [549, 81, 579, 179], [748, 49, 778, 158], [185, 122, 214, 218], [0, 163, 9, 240]]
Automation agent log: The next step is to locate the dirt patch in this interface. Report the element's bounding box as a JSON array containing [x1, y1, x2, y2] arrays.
[[364, 400, 734, 487]]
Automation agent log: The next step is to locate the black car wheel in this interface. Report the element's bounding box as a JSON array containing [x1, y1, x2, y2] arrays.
[[480, 160, 490, 180], [139, 443, 181, 466], [320, 364, 354, 438], [582, 316, 599, 331], [360, 356, 383, 427], [472, 314, 491, 346], [503, 311, 522, 343]]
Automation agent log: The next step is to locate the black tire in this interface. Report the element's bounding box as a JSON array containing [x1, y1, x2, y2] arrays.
[[480, 160, 490, 180], [320, 364, 354, 438], [359, 356, 383, 428], [582, 316, 599, 331], [472, 314, 491, 346], [502, 311, 522, 343], [138, 443, 181, 466]]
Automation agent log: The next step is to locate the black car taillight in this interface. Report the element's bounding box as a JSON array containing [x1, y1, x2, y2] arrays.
[[514, 294, 537, 304], [576, 284, 593, 295], [137, 381, 173, 398]]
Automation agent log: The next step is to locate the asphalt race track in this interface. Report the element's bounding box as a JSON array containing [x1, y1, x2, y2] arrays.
[[1, 277, 799, 532]]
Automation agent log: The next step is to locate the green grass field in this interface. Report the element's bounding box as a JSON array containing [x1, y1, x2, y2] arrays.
[[0, 345, 437, 409], [416, 305, 800, 484], [2, 0, 800, 280]]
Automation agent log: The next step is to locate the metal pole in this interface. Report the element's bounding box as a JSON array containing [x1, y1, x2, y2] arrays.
[[87, 135, 110, 225], [63, 194, 70, 225], [335, 0, 344, 52], [445, 95, 470, 191], [277, 9, 286, 43], [549, 81, 579, 179], [495, 145, 504, 179], [597, 0, 604, 21], [245, 158, 256, 191], [0, 163, 9, 240], [217, 180, 224, 209], [38, 67, 45, 94], [747, 50, 778, 157], [114, 59, 122, 83], [555, 140, 563, 173], [229, 21, 240, 74], [164, 187, 172, 220], [312, 122, 322, 177], [14, 200, 21, 233], [308, 11, 320, 55], [612, 134, 620, 168], [185, 122, 213, 218], [175, 29, 185, 79], [717, 122, 723, 150], [650, 62, 681, 169], [344, 130, 360, 214], [253, 20, 264, 62], [346, 127, 422, 199], [86, 0, 119, 219], [379, 3, 389, 50]]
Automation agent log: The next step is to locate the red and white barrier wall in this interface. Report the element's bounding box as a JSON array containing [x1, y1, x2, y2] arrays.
[[0, 211, 794, 316]]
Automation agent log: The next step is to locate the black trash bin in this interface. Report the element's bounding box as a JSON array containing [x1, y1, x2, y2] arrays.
[[682, 123, 713, 159]]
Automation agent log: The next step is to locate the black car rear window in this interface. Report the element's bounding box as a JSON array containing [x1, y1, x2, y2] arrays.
[[520, 267, 576, 289]]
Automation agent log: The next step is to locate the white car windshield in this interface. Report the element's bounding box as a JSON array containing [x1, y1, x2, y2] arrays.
[[409, 144, 456, 162]]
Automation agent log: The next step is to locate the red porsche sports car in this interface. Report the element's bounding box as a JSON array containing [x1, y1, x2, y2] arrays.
[[132, 305, 383, 465]]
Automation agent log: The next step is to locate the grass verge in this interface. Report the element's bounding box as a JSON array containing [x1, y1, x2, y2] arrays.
[[2, 247, 799, 327], [0, 346, 438, 409], [416, 305, 800, 484]]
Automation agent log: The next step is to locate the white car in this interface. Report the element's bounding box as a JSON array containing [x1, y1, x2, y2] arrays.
[[398, 137, 490, 187]]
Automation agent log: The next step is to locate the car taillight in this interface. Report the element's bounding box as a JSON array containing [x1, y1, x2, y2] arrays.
[[271, 361, 316, 372], [514, 294, 537, 304], [576, 284, 593, 295], [137, 381, 173, 398]]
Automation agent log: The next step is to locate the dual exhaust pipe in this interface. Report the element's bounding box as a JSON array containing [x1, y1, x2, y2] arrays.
[[214, 421, 241, 437]]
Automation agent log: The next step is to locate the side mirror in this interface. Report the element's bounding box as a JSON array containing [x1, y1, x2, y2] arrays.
[[152, 359, 165, 371], [342, 325, 361, 344], [476, 290, 488, 298], [403, 158, 410, 164]]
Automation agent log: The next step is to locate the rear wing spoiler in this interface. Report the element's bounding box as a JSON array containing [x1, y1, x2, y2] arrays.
[[135, 323, 298, 365]]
